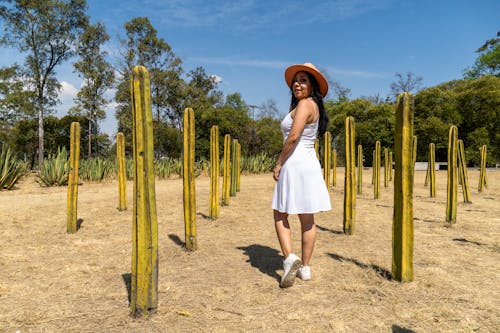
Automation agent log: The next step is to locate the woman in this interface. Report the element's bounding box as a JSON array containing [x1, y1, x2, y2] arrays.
[[272, 62, 331, 288]]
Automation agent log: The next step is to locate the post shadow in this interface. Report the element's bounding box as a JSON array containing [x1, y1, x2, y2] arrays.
[[452, 238, 485, 247], [316, 224, 343, 234], [328, 253, 392, 280], [237, 244, 282, 281], [122, 273, 132, 305], [392, 325, 416, 333], [76, 218, 84, 230], [168, 234, 185, 248]]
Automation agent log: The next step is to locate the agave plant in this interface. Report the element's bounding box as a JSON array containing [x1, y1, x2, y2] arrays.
[[37, 147, 70, 186], [79, 158, 115, 182], [241, 152, 276, 174], [0, 143, 28, 190]]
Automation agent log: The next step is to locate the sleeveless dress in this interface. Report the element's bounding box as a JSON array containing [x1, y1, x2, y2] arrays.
[[272, 112, 331, 214]]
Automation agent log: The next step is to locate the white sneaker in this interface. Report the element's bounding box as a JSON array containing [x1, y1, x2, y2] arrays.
[[280, 253, 301, 288], [297, 265, 311, 280]]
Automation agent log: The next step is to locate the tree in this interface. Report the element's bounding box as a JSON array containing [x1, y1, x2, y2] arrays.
[[390, 72, 423, 98], [73, 22, 115, 158], [0, 0, 89, 168], [464, 31, 500, 79], [0, 64, 35, 145], [115, 16, 183, 155]]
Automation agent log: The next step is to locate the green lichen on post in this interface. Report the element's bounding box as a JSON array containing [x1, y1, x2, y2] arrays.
[[230, 139, 238, 197], [412, 135, 418, 166], [389, 151, 393, 181], [478, 145, 487, 192], [457, 140, 471, 203], [324, 131, 331, 188], [357, 144, 363, 195], [130, 66, 158, 317], [222, 134, 231, 205], [446, 126, 458, 224], [343, 116, 356, 235], [429, 143, 436, 198], [117, 132, 127, 211], [66, 121, 80, 234], [236, 141, 241, 192], [209, 125, 220, 219], [183, 107, 197, 250], [392, 92, 414, 282], [374, 141, 381, 199], [384, 148, 389, 188], [332, 149, 337, 187]]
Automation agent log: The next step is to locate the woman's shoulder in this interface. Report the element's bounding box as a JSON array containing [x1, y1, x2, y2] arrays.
[[296, 97, 318, 112]]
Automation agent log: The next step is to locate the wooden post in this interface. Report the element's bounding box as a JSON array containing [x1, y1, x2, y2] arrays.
[[130, 66, 158, 316], [392, 92, 414, 282], [343, 116, 356, 235], [183, 107, 197, 250], [117, 132, 127, 211], [66, 121, 80, 233]]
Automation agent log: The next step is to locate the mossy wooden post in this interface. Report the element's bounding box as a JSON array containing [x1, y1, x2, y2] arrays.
[[371, 150, 375, 185], [429, 143, 436, 198], [323, 131, 331, 187], [412, 135, 418, 166], [384, 148, 389, 188], [230, 139, 238, 197], [374, 141, 381, 199], [236, 141, 241, 192], [332, 149, 337, 187], [314, 139, 319, 159], [66, 121, 80, 234], [446, 125, 458, 224], [389, 151, 393, 181], [357, 144, 363, 195], [222, 134, 231, 205], [130, 66, 158, 316], [343, 116, 356, 235], [392, 92, 414, 282], [457, 140, 471, 203], [117, 132, 127, 211], [209, 125, 220, 219], [478, 145, 487, 192], [183, 107, 196, 250]]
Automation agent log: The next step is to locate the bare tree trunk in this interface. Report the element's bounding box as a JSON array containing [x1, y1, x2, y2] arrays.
[[37, 102, 44, 170], [88, 114, 92, 158]]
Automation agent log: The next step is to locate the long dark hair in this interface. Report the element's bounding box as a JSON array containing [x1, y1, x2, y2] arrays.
[[289, 71, 329, 136]]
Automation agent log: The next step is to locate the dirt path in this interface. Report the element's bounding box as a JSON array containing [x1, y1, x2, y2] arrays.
[[0, 169, 499, 332]]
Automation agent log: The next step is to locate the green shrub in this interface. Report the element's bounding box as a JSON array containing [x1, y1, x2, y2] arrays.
[[241, 153, 276, 174], [155, 158, 183, 179], [0, 143, 28, 190], [80, 158, 115, 182], [37, 147, 69, 186]]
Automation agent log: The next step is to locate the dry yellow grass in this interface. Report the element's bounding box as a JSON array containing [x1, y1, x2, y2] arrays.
[[0, 169, 499, 332]]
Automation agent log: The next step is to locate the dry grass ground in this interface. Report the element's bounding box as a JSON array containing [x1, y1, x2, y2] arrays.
[[0, 168, 499, 333]]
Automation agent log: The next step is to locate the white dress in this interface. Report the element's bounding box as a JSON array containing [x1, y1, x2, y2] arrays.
[[272, 113, 332, 214]]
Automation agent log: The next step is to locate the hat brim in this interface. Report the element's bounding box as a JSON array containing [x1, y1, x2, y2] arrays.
[[285, 64, 329, 97]]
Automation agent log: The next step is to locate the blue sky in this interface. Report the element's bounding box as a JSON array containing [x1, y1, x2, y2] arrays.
[[0, 0, 498, 137]]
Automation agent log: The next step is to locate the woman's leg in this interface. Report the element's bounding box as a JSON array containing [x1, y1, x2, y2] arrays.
[[298, 213, 316, 266], [274, 210, 292, 257]]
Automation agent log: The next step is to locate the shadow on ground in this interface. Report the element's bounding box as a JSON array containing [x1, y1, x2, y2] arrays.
[[392, 324, 416, 333], [328, 253, 392, 280], [237, 244, 282, 281], [122, 273, 132, 304]]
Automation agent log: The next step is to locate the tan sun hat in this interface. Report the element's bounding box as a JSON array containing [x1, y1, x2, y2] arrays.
[[285, 62, 329, 97]]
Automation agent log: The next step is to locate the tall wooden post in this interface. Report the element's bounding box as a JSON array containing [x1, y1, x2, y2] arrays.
[[392, 92, 414, 282]]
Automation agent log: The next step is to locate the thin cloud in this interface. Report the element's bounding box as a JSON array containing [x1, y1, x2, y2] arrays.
[[116, 0, 391, 32], [187, 56, 288, 69], [187, 56, 384, 79], [326, 66, 385, 79]]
